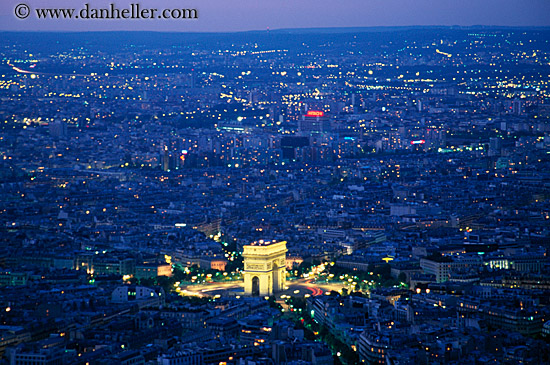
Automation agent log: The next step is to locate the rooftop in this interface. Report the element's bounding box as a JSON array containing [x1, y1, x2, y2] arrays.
[[248, 239, 281, 247]]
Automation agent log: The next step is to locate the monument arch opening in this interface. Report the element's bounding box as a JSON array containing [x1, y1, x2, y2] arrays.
[[251, 276, 260, 296]]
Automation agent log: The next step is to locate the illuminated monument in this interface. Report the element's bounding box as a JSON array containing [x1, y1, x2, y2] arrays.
[[243, 240, 287, 296]]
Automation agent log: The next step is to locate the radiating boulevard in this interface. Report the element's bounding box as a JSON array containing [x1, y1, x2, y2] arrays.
[[179, 277, 346, 299]]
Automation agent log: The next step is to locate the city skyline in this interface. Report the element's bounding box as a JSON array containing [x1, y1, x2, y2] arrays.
[[2, 2, 550, 363]]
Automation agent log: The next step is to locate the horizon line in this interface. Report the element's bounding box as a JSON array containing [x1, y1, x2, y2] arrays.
[[1, 24, 550, 35]]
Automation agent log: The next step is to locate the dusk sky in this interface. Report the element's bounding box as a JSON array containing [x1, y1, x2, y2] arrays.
[[1, 0, 550, 32]]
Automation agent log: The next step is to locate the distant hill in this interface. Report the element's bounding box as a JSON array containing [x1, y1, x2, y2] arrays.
[[1, 26, 549, 55]]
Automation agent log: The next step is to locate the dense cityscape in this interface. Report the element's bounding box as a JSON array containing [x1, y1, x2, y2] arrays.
[[1, 27, 550, 364]]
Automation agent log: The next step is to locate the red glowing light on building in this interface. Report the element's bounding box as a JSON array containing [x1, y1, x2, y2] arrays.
[[306, 110, 325, 117], [411, 140, 426, 145]]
